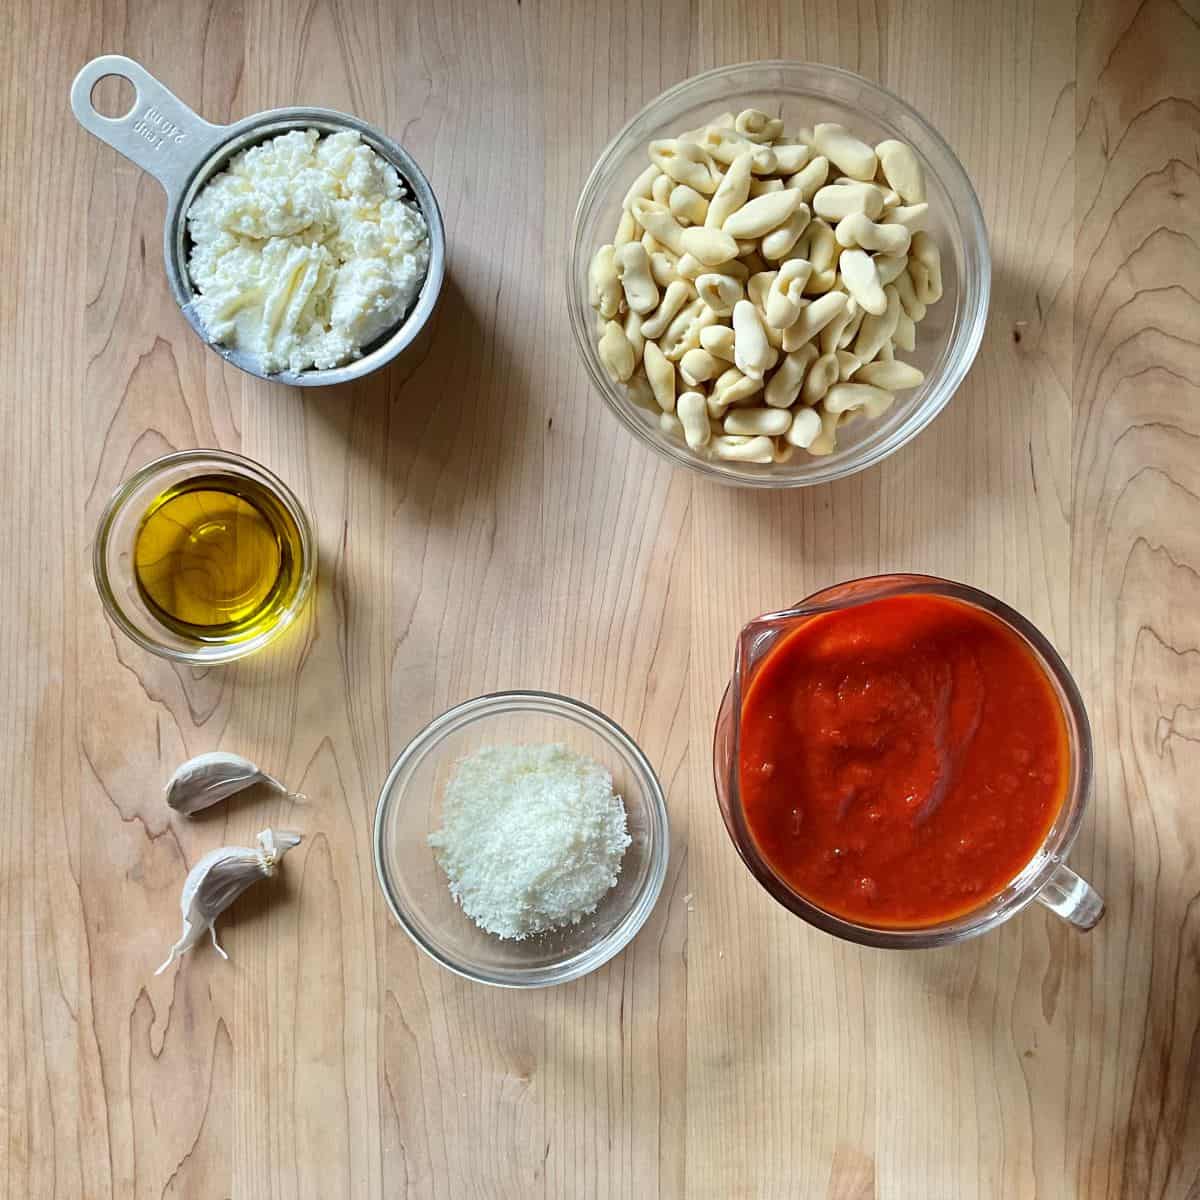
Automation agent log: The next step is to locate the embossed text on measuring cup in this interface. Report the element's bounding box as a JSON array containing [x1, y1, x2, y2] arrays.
[[131, 105, 188, 152]]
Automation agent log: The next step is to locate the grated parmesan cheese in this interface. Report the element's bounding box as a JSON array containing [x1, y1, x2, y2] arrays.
[[428, 744, 632, 940]]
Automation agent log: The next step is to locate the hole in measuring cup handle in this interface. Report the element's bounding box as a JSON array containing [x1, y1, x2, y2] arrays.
[[90, 75, 136, 120]]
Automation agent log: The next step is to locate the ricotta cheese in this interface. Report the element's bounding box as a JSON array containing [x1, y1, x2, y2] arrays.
[[186, 128, 430, 374], [428, 744, 633, 940]]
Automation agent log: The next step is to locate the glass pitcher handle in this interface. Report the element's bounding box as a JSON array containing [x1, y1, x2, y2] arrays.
[[1035, 862, 1105, 930]]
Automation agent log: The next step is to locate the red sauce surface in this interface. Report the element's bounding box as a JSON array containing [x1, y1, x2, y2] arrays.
[[739, 593, 1069, 927]]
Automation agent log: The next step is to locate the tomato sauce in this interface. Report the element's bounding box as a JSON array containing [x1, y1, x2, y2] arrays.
[[738, 593, 1069, 927]]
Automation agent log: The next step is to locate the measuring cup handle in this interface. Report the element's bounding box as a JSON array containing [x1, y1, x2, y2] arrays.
[[1035, 862, 1105, 931], [70, 55, 225, 197]]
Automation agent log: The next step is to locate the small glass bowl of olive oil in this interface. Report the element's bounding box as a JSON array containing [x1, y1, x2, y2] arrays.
[[94, 450, 316, 663]]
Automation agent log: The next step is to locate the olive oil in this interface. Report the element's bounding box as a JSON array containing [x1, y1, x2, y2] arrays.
[[133, 473, 305, 645]]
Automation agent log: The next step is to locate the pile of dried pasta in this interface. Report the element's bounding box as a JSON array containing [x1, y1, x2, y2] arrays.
[[588, 111, 943, 464]]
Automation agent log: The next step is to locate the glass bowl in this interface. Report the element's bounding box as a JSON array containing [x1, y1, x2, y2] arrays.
[[373, 691, 669, 987], [92, 449, 316, 664], [567, 61, 991, 487]]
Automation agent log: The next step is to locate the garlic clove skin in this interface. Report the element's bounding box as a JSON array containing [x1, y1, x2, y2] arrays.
[[155, 828, 302, 975], [164, 751, 301, 815]]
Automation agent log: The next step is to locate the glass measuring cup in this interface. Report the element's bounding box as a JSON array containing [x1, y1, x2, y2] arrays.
[[714, 574, 1104, 948]]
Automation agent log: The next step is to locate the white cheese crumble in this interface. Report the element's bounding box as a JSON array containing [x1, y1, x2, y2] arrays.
[[186, 128, 430, 374], [428, 744, 633, 940]]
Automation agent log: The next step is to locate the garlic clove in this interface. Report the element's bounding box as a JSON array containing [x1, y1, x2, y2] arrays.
[[164, 751, 302, 815], [155, 828, 302, 975]]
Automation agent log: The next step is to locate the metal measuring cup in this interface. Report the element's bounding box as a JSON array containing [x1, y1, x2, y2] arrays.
[[71, 55, 446, 387]]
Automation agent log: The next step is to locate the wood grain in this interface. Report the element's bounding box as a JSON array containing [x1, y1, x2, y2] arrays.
[[1, 0, 1197, 1196]]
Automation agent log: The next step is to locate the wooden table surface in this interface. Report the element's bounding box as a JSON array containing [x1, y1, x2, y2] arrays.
[[4, 0, 1199, 1196]]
